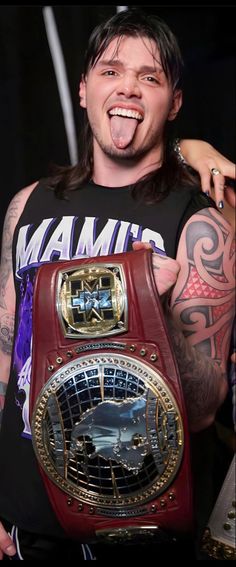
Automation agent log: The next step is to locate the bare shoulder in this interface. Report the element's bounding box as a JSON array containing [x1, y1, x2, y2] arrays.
[[187, 206, 234, 229], [177, 206, 234, 252], [2, 181, 38, 235]]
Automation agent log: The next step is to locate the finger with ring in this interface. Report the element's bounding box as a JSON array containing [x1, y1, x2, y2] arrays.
[[211, 168, 221, 176]]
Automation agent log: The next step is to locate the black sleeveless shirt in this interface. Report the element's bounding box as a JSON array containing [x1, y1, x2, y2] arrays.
[[0, 180, 215, 536]]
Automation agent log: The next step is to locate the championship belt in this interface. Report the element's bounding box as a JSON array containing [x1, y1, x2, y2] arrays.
[[30, 248, 193, 543]]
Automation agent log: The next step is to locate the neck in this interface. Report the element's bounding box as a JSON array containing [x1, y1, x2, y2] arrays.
[[92, 143, 163, 187]]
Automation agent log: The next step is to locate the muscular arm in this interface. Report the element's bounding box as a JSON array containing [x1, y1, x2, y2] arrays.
[[0, 197, 18, 427], [169, 208, 235, 431], [0, 183, 37, 429]]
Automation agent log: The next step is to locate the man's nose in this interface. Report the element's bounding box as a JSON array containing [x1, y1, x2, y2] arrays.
[[116, 73, 141, 98]]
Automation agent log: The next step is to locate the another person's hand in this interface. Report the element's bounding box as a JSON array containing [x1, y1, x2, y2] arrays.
[[132, 241, 180, 296], [179, 139, 236, 209], [0, 521, 16, 560]]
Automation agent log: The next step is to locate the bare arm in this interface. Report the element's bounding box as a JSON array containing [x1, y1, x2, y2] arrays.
[[0, 183, 37, 559], [169, 208, 235, 431], [0, 183, 37, 429], [0, 197, 18, 427]]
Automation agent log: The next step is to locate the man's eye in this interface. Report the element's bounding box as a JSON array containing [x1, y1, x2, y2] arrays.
[[144, 76, 158, 83], [103, 70, 117, 76]]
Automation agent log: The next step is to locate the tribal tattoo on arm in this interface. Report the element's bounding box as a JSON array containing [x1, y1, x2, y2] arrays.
[[168, 208, 235, 431]]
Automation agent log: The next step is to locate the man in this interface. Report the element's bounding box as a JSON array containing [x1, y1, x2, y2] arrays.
[[0, 9, 235, 560]]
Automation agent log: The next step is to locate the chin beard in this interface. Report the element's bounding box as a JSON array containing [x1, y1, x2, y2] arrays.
[[103, 145, 142, 161], [94, 130, 158, 162], [100, 141, 157, 163]]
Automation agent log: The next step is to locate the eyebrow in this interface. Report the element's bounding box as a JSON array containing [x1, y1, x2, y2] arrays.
[[97, 59, 163, 73]]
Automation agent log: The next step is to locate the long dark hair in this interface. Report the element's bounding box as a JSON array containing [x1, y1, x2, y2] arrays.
[[48, 9, 197, 201]]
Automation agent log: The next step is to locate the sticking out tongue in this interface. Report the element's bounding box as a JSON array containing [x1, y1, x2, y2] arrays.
[[110, 115, 139, 149]]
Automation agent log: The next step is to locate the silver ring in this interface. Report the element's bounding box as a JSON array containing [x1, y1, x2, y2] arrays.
[[211, 168, 221, 176]]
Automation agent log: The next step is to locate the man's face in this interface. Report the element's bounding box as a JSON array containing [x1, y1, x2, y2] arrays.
[[80, 35, 182, 161]]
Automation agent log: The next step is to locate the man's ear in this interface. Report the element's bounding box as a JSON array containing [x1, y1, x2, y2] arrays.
[[167, 89, 182, 121], [79, 75, 87, 108]]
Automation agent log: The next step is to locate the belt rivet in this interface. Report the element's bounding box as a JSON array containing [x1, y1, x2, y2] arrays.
[[140, 348, 147, 356], [168, 492, 175, 501], [228, 511, 235, 519], [150, 353, 158, 362]]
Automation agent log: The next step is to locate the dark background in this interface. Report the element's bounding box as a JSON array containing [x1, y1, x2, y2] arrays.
[[0, 5, 235, 243]]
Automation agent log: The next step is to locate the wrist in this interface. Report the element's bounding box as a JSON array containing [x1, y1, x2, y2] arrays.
[[173, 138, 188, 166]]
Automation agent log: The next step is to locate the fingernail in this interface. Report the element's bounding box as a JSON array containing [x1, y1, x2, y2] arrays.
[[6, 544, 16, 555], [218, 201, 224, 209], [204, 191, 210, 196]]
